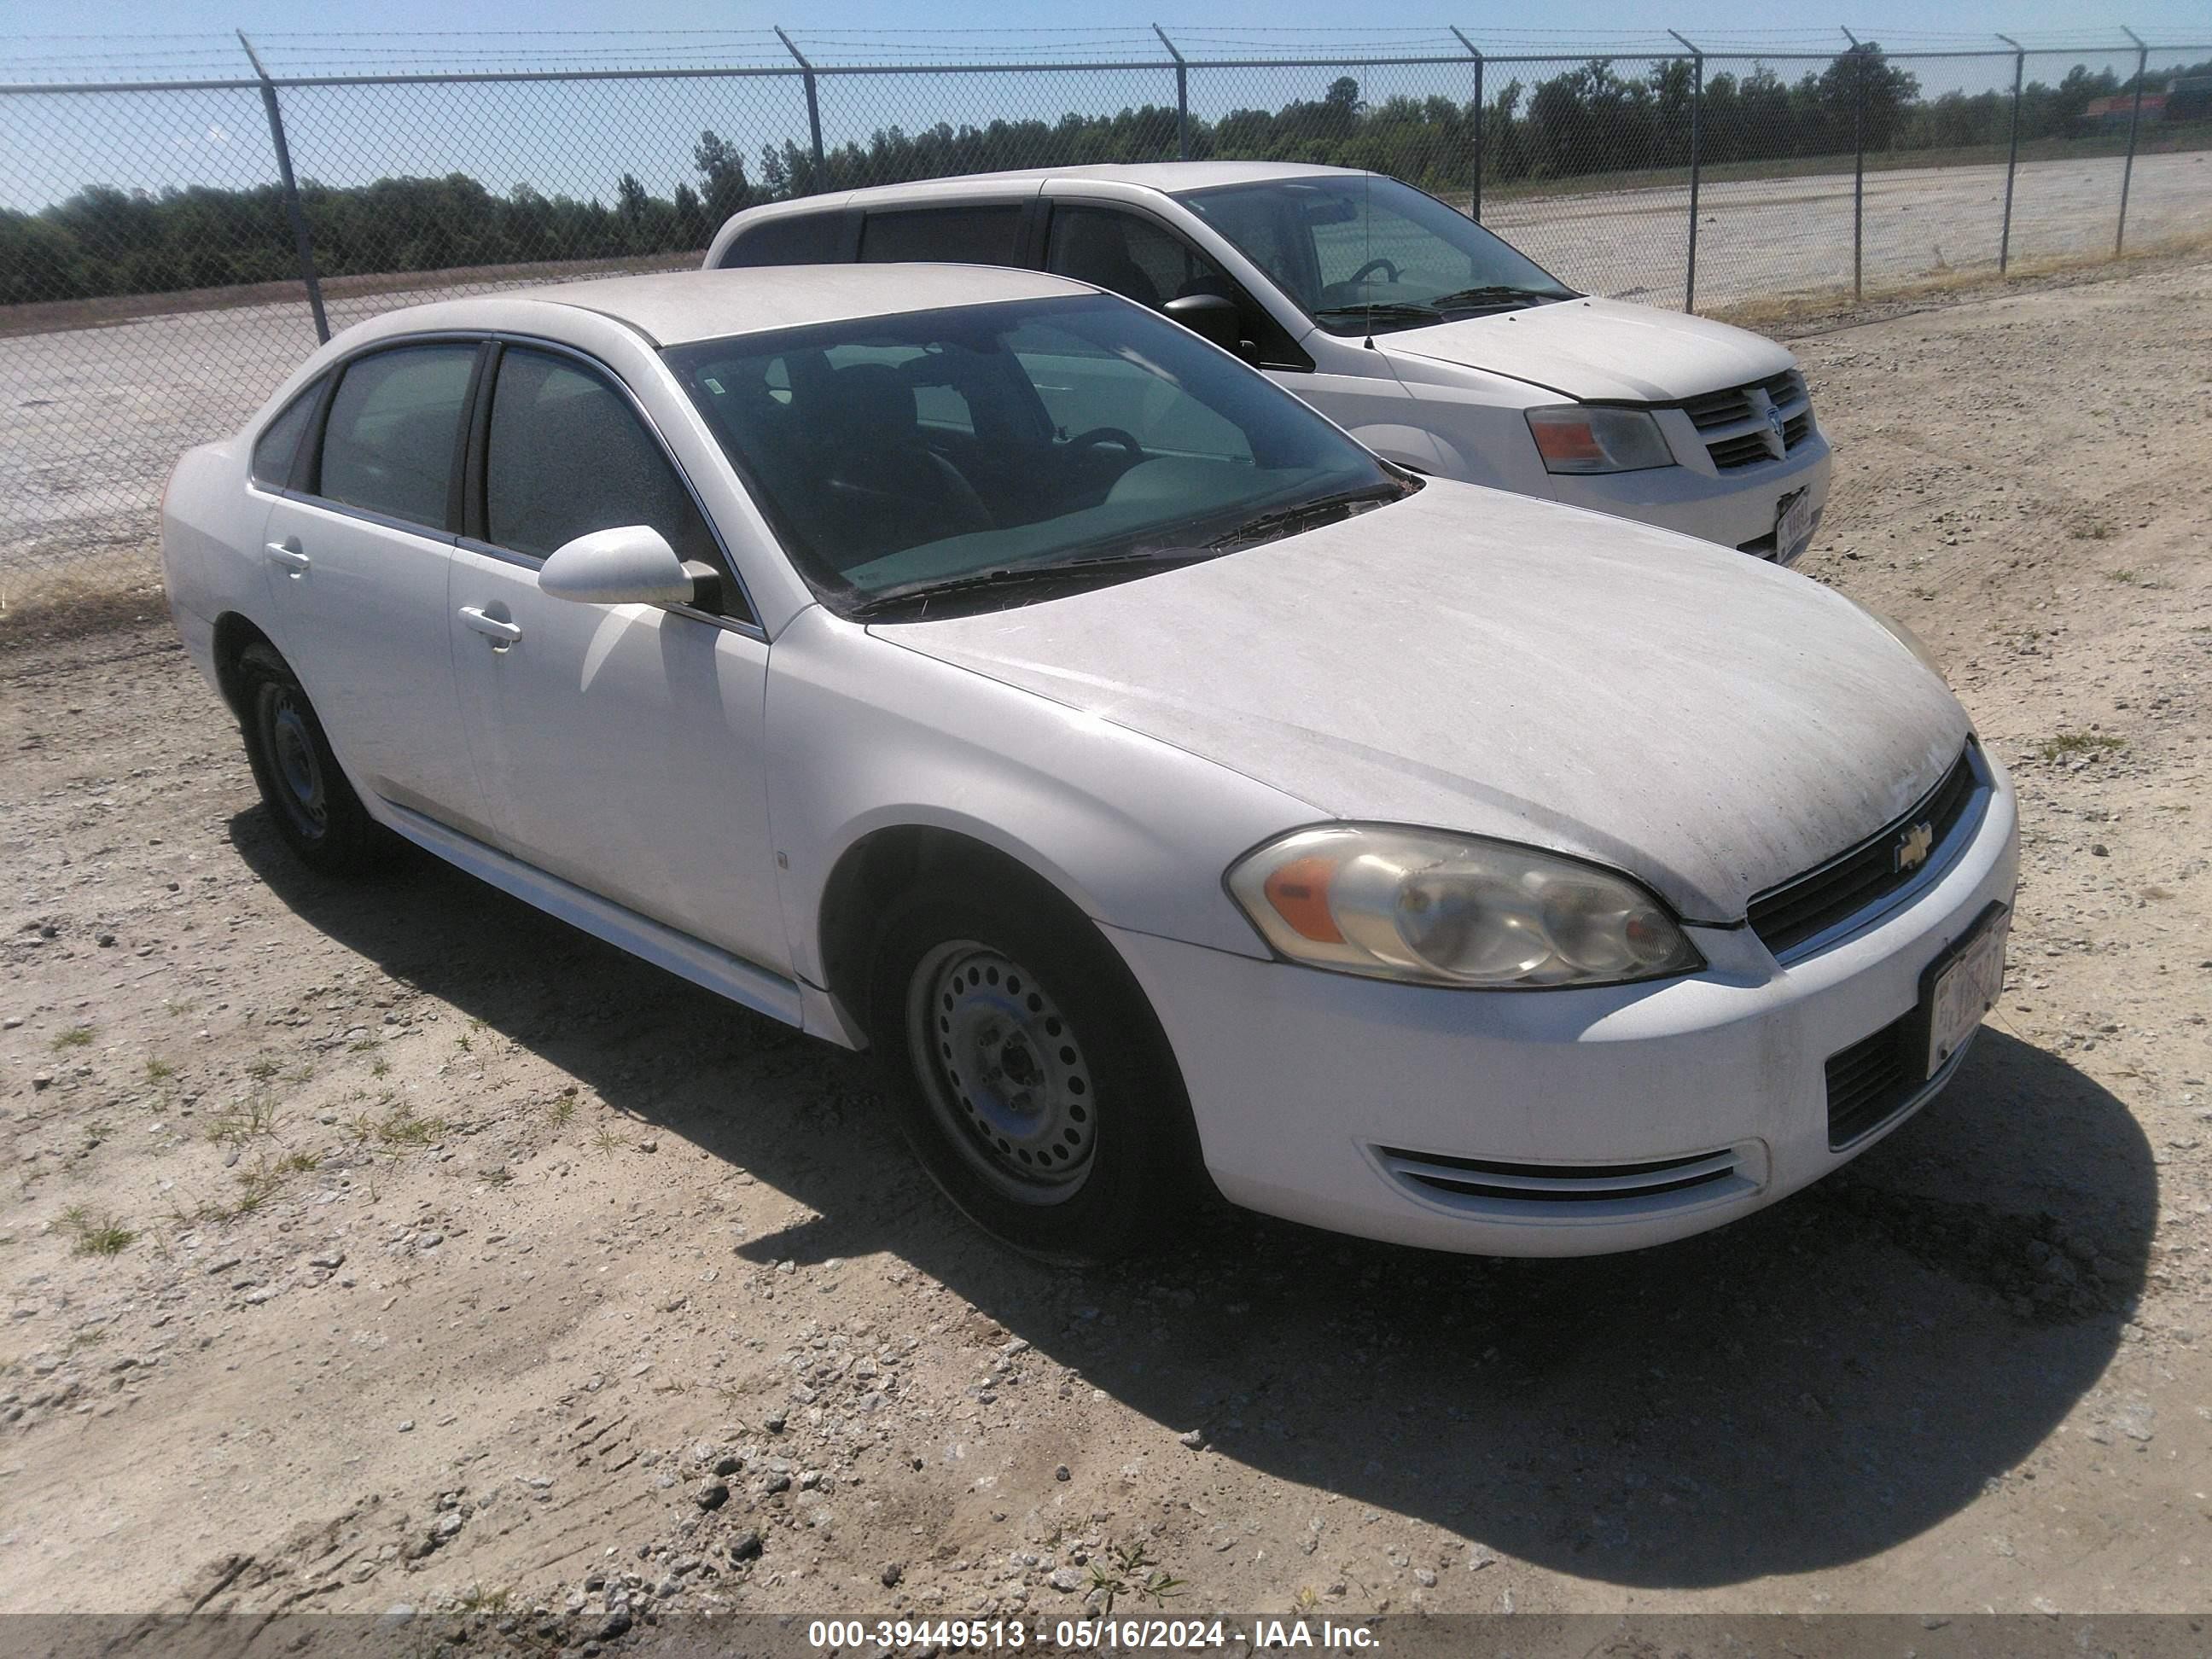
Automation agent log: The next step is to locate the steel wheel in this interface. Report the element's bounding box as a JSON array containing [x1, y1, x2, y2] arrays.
[[259, 683, 329, 840], [906, 940, 1097, 1205]]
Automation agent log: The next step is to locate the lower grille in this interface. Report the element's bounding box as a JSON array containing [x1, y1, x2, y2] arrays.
[[1825, 1011, 1922, 1148], [1375, 1143, 1761, 1220], [1749, 743, 1983, 959]]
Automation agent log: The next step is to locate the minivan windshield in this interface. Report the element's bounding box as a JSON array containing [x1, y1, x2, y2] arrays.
[[664, 294, 1414, 619], [1181, 175, 1575, 336]]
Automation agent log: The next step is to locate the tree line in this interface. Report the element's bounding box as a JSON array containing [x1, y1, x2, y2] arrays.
[[3, 46, 2205, 306]]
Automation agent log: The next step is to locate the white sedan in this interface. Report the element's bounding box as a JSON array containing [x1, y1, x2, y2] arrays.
[[160, 265, 2018, 1261]]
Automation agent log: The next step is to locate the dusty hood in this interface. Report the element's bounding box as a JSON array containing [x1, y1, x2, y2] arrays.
[[874, 484, 1969, 923], [1380, 295, 1798, 404]]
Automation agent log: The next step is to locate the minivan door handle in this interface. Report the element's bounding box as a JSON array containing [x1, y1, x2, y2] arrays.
[[266, 542, 311, 576], [458, 606, 522, 646]]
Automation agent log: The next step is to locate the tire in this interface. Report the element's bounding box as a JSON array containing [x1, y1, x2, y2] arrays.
[[866, 878, 1205, 1264], [234, 641, 387, 876]]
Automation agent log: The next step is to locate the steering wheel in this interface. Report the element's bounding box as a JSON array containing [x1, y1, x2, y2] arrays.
[[1062, 427, 1144, 459], [1345, 258, 1400, 286]]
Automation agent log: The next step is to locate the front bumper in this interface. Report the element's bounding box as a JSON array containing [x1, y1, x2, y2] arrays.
[[1107, 747, 2018, 1256], [1545, 429, 1832, 559]]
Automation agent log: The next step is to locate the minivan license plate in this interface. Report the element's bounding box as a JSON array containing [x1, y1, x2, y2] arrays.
[[1776, 488, 1814, 564], [1924, 906, 2007, 1078]]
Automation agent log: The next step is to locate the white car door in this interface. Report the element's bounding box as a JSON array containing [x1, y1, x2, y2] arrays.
[[445, 341, 787, 975], [258, 340, 494, 840]]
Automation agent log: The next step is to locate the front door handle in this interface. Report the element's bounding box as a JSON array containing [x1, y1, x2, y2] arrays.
[[458, 606, 522, 646], [266, 542, 311, 576]]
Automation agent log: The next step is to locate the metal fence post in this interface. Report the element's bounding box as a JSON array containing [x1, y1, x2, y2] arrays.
[[1996, 34, 2023, 272], [774, 26, 825, 181], [1842, 29, 1866, 300], [237, 31, 328, 344], [2116, 26, 2150, 255], [1451, 27, 1483, 221], [1154, 25, 1189, 160], [1669, 32, 1703, 311]]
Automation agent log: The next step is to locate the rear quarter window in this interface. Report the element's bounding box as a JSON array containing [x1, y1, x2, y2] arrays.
[[250, 381, 322, 490], [724, 211, 844, 267]]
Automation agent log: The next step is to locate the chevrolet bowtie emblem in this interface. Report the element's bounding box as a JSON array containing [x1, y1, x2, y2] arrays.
[[1895, 821, 1935, 872]]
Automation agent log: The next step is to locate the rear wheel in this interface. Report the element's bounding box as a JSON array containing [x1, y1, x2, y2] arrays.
[[235, 642, 387, 876], [867, 880, 1202, 1263]]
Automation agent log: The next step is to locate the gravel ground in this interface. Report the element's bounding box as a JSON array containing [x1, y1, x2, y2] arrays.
[[1, 259, 2209, 1635], [3, 146, 2208, 588]]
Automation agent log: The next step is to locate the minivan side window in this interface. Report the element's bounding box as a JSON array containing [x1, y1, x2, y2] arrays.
[[250, 381, 323, 490], [859, 206, 1023, 266], [725, 211, 842, 266], [316, 345, 476, 529], [482, 347, 722, 574], [1045, 206, 1307, 370]]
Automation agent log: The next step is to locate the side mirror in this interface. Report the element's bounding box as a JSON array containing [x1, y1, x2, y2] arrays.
[[1161, 293, 1248, 357], [537, 525, 720, 611]]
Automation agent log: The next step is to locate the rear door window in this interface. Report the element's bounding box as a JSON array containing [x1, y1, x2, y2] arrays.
[[859, 205, 1024, 266], [315, 344, 475, 529]]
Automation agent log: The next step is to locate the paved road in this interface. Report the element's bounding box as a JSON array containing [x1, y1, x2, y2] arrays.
[[3, 148, 2207, 581]]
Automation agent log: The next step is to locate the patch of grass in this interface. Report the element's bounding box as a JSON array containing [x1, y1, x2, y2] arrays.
[[370, 1057, 391, 1079], [143, 1057, 177, 1085], [207, 1096, 279, 1147], [457, 1585, 512, 1615], [51, 1026, 96, 1052], [162, 997, 198, 1017], [2070, 519, 2116, 541], [545, 1091, 578, 1128], [376, 1105, 448, 1147], [2104, 568, 2142, 584], [1086, 1541, 1185, 1616], [453, 1032, 474, 1054], [2037, 731, 2126, 762], [284, 1063, 314, 1085], [243, 1056, 281, 1081], [347, 1036, 381, 1054], [281, 1150, 321, 1174], [60, 1206, 137, 1256], [591, 1126, 626, 1153], [233, 1158, 287, 1214]]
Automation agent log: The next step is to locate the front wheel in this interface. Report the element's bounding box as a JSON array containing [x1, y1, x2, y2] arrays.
[[867, 882, 1204, 1263]]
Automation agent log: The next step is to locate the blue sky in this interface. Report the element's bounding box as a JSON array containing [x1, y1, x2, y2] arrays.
[[7, 6, 2206, 212]]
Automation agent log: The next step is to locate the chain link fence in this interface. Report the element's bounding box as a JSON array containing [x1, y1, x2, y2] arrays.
[[4, 26, 2209, 602]]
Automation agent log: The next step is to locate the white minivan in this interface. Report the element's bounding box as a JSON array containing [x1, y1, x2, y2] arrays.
[[705, 162, 1832, 562]]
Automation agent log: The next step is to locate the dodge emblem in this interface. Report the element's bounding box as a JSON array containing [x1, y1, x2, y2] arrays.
[[1895, 821, 1935, 872]]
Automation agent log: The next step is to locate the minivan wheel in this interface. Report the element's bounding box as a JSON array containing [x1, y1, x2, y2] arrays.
[[867, 882, 1202, 1263], [235, 642, 386, 876]]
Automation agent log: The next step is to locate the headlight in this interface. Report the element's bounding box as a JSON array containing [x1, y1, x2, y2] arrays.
[[1851, 598, 1947, 683], [1226, 825, 1703, 989], [1525, 405, 1675, 474]]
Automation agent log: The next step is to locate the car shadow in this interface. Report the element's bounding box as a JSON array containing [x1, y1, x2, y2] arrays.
[[234, 811, 2156, 1591]]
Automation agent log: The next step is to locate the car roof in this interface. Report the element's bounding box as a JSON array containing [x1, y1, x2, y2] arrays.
[[791, 160, 1361, 212], [381, 264, 1098, 349]]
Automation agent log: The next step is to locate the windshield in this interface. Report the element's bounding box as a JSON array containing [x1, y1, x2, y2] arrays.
[[1181, 175, 1575, 336], [663, 294, 1412, 617]]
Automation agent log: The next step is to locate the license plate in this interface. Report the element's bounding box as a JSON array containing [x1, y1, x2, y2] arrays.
[[1921, 905, 2008, 1078], [1776, 488, 1815, 564]]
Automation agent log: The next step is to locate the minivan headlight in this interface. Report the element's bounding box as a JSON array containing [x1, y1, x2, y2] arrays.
[[1226, 825, 1702, 989], [1526, 405, 1675, 474]]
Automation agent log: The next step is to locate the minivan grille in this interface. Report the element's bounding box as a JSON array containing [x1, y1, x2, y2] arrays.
[[1679, 369, 1814, 470], [1374, 1144, 1761, 1219], [1749, 744, 1982, 959]]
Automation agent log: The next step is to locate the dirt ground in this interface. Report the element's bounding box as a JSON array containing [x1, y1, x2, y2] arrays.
[[3, 258, 2209, 1634]]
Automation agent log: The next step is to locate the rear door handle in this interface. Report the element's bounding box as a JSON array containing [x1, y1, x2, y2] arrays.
[[458, 606, 522, 645], [266, 542, 311, 575]]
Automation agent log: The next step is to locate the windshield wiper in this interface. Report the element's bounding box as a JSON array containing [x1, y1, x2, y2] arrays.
[[847, 548, 1220, 620], [1204, 482, 1408, 554], [1313, 301, 1441, 325], [1426, 285, 1559, 312]]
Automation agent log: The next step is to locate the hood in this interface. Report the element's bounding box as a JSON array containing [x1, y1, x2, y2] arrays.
[[1379, 296, 1798, 404], [873, 484, 1969, 923]]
